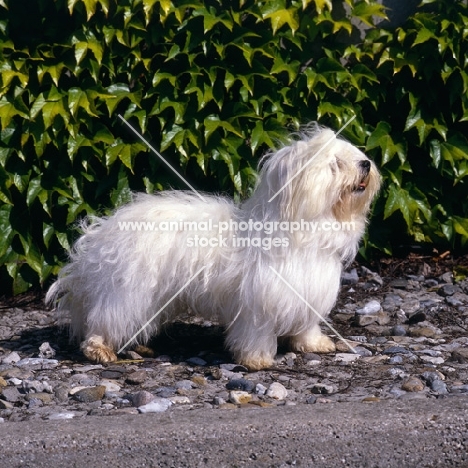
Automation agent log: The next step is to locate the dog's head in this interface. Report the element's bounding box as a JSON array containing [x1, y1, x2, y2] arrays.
[[257, 127, 381, 223]]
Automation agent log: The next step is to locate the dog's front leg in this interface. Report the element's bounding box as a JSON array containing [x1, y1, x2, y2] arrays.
[[80, 334, 118, 363], [225, 317, 277, 371]]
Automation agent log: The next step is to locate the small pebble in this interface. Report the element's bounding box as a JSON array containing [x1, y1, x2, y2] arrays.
[[1, 386, 21, 402], [72, 385, 106, 403], [389, 355, 403, 364], [383, 346, 411, 355], [391, 325, 407, 336], [100, 380, 121, 393], [419, 356, 444, 365], [429, 380, 448, 394], [126, 370, 147, 385], [356, 300, 382, 315], [15, 358, 59, 369], [335, 353, 361, 363], [131, 390, 156, 407], [38, 342, 56, 359], [2, 351, 21, 364], [266, 382, 288, 400], [138, 397, 172, 413], [389, 279, 408, 289], [47, 412, 76, 420], [219, 363, 248, 372], [186, 357, 207, 366], [438, 284, 459, 297], [402, 377, 425, 392], [175, 380, 193, 391], [310, 384, 336, 395], [226, 378, 255, 393], [229, 391, 252, 405], [169, 396, 191, 404], [101, 370, 124, 380], [439, 272, 453, 283]]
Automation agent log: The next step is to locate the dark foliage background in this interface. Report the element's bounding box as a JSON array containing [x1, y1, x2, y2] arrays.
[[0, 0, 467, 294]]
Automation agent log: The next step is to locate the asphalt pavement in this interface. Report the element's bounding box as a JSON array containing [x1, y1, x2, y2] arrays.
[[2, 397, 467, 467]]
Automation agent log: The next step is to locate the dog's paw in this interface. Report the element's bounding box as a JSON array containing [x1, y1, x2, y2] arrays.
[[81, 335, 118, 363], [291, 333, 336, 354], [239, 356, 274, 371]]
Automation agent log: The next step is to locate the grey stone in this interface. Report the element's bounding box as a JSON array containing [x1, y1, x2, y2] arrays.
[[302, 352, 322, 361], [126, 370, 147, 385], [100, 370, 124, 379], [310, 384, 336, 395], [424, 279, 439, 288], [229, 390, 252, 404], [356, 300, 382, 315], [388, 355, 403, 364], [22, 380, 53, 394], [38, 342, 56, 359], [438, 284, 459, 297], [391, 325, 407, 336], [451, 385, 468, 394], [226, 379, 255, 393], [407, 275, 425, 282], [266, 382, 288, 400], [219, 363, 248, 372], [445, 296, 464, 307], [335, 353, 361, 364], [346, 336, 367, 343], [429, 380, 448, 394], [382, 294, 403, 311], [2, 352, 21, 364], [186, 357, 207, 366], [131, 390, 156, 407], [401, 377, 425, 392], [138, 397, 172, 413], [439, 272, 453, 284], [155, 387, 176, 398], [361, 267, 384, 286], [419, 356, 445, 365], [213, 396, 226, 405], [451, 347, 468, 364], [54, 386, 69, 402], [46, 412, 76, 420], [353, 347, 372, 357], [401, 299, 420, 315], [72, 386, 106, 403], [175, 380, 193, 391], [16, 358, 59, 369], [389, 279, 408, 289], [1, 386, 22, 402], [25, 392, 53, 404], [383, 346, 411, 355], [408, 311, 426, 324]]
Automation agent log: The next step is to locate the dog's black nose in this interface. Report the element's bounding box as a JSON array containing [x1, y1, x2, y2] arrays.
[[359, 160, 371, 171]]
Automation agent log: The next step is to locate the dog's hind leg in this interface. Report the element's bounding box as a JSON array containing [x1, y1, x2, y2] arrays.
[[289, 324, 336, 354], [80, 335, 118, 363]]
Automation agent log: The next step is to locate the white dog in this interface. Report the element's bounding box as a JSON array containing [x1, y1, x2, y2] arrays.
[[46, 126, 380, 370]]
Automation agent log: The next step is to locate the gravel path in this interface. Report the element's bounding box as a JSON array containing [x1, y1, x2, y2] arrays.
[[1, 261, 468, 423]]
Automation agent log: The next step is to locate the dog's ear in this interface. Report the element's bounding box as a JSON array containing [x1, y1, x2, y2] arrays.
[[275, 132, 338, 220]]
